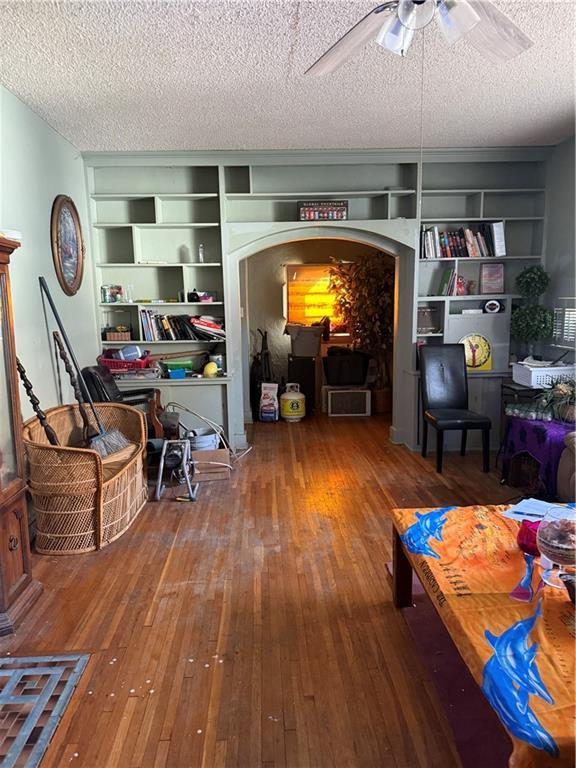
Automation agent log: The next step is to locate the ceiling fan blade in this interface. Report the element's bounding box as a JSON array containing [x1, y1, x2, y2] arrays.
[[305, 3, 398, 76], [465, 0, 534, 62], [436, 0, 481, 46]]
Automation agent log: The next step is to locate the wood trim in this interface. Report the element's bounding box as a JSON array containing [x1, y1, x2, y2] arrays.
[[0, 236, 42, 633], [0, 245, 26, 481], [0, 577, 43, 637], [0, 236, 22, 264]]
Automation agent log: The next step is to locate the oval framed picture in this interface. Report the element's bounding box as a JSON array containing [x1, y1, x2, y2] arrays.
[[50, 195, 85, 296]]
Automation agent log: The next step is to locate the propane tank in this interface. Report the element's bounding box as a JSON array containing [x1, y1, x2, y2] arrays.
[[280, 383, 306, 422]]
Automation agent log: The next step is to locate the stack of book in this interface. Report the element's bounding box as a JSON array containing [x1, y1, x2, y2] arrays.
[[436, 267, 457, 296], [140, 310, 225, 342], [420, 222, 506, 259]]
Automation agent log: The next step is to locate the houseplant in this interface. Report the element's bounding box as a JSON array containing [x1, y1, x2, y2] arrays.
[[329, 252, 395, 413], [511, 265, 554, 356], [515, 265, 551, 297], [537, 377, 576, 423]]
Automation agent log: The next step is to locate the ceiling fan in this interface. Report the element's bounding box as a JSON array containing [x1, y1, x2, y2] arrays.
[[305, 0, 533, 75]]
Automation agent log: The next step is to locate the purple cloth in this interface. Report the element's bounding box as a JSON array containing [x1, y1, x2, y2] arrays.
[[501, 416, 573, 497]]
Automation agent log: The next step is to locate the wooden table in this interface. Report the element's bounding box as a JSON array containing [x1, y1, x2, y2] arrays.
[[392, 504, 575, 768]]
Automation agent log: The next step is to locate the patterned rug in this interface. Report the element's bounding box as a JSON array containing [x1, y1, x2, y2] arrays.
[[0, 654, 89, 768]]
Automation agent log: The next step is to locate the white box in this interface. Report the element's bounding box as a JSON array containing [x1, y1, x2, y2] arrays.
[[284, 324, 323, 357], [512, 362, 576, 389]]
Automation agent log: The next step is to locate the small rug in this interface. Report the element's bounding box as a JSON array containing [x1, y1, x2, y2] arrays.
[[0, 654, 89, 768]]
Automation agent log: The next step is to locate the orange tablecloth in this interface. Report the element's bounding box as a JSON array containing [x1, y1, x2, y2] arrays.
[[392, 504, 575, 768]]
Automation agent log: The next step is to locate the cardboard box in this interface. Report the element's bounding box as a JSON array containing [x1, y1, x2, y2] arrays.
[[191, 448, 231, 482], [284, 324, 323, 357]]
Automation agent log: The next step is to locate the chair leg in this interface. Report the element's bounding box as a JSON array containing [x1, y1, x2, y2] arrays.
[[436, 429, 444, 474], [482, 428, 490, 473], [148, 390, 164, 439], [422, 419, 428, 458], [460, 429, 468, 456]]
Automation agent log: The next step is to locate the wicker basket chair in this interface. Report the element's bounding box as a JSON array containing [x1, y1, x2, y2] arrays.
[[22, 403, 148, 555]]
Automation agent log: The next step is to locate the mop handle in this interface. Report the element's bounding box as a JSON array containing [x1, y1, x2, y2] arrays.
[[39, 276, 105, 434]]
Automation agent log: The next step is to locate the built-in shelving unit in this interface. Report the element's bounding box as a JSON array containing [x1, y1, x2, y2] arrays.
[[87, 164, 229, 432], [415, 157, 546, 375], [222, 163, 419, 223], [84, 149, 552, 451]]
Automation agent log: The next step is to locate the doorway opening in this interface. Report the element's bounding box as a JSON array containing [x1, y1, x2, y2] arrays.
[[239, 238, 396, 423]]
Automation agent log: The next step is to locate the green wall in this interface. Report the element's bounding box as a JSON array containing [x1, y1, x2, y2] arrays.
[[0, 85, 98, 418]]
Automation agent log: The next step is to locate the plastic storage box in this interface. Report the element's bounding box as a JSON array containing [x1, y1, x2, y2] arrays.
[[97, 351, 152, 371], [512, 362, 576, 388], [284, 324, 323, 357], [162, 357, 204, 372]]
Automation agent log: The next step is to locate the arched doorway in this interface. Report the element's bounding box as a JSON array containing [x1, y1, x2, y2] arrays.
[[222, 224, 418, 448]]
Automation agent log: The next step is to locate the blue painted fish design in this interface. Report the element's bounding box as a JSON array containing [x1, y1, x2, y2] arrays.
[[400, 506, 454, 559], [482, 600, 559, 757], [509, 552, 535, 603]]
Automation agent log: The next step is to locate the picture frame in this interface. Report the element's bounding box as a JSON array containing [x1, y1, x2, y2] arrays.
[[50, 195, 85, 296], [480, 263, 504, 294]]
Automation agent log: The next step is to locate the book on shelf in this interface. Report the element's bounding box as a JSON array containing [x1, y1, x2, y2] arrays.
[[436, 267, 456, 296], [420, 221, 506, 260], [433, 226, 441, 261], [489, 221, 506, 257], [140, 309, 226, 342], [464, 228, 481, 258]]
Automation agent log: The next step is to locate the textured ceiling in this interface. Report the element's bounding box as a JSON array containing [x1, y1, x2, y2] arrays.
[[0, 0, 574, 151]]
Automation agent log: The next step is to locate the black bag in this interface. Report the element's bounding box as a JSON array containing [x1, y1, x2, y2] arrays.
[[323, 349, 370, 386]]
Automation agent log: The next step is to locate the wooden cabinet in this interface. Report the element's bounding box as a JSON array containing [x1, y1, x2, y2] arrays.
[[0, 236, 42, 636]]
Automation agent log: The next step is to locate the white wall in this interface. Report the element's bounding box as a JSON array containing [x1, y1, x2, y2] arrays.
[[0, 85, 98, 419]]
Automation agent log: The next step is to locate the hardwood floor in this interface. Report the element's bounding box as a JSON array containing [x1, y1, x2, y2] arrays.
[[1, 416, 515, 767]]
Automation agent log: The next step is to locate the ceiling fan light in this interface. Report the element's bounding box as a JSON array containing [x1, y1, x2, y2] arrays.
[[397, 0, 435, 31], [436, 0, 480, 45], [376, 14, 415, 56]]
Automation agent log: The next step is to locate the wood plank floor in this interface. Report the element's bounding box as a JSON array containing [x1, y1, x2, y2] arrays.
[[1, 416, 515, 767]]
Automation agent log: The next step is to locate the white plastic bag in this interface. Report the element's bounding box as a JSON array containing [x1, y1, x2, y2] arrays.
[[259, 382, 279, 422]]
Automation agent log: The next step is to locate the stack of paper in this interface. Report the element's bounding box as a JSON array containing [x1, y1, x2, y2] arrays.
[[499, 498, 572, 522]]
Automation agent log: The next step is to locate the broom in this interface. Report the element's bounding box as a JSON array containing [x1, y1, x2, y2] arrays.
[[39, 276, 130, 457]]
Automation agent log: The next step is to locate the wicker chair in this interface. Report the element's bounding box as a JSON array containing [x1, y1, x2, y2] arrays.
[[22, 403, 148, 555]]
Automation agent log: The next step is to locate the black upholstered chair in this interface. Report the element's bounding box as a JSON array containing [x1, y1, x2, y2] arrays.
[[82, 365, 164, 438], [420, 344, 491, 474]]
